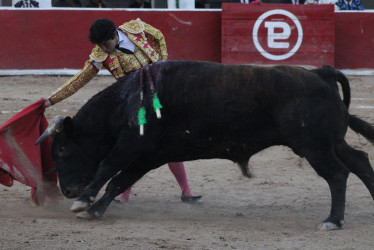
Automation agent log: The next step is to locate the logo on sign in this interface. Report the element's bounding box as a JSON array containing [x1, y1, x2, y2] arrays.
[[252, 9, 303, 61]]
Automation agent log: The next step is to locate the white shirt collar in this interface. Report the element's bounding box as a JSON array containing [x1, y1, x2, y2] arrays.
[[116, 30, 135, 53]]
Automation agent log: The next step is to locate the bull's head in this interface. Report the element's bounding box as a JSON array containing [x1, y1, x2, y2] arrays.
[[37, 116, 98, 199]]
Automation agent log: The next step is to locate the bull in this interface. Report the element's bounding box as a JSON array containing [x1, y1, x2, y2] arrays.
[[38, 60, 374, 230]]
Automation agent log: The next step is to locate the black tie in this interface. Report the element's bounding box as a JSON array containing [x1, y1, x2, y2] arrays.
[[348, 3, 351, 9], [115, 45, 134, 54]]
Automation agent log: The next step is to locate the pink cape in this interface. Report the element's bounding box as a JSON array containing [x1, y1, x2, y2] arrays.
[[0, 99, 59, 205]]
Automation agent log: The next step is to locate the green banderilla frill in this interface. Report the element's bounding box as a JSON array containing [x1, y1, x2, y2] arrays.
[[152, 92, 162, 110], [152, 92, 163, 118], [138, 106, 146, 135], [138, 106, 147, 126]]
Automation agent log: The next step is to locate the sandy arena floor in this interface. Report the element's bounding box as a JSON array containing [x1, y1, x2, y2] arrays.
[[0, 74, 374, 249]]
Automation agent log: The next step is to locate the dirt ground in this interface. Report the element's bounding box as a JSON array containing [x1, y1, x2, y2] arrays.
[[1, 74, 374, 249]]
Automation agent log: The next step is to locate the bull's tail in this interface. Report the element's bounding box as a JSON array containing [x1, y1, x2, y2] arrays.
[[334, 68, 374, 143], [238, 160, 253, 178], [311, 65, 351, 109], [335, 69, 351, 109], [349, 115, 374, 144], [239, 162, 253, 178]]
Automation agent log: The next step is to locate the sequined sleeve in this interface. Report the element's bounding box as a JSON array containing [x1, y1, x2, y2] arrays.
[[143, 22, 168, 60], [49, 60, 99, 105]]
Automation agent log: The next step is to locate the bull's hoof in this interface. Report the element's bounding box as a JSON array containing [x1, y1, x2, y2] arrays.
[[76, 211, 93, 219], [318, 220, 344, 231], [70, 200, 90, 213], [76, 211, 102, 220]]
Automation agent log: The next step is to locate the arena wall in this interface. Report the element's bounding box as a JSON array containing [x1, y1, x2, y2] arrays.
[[0, 8, 373, 70], [335, 11, 374, 69], [0, 9, 221, 70], [221, 4, 335, 67]]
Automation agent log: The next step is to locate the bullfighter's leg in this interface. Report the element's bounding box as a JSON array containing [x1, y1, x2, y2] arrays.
[[335, 140, 374, 200], [117, 187, 132, 203], [76, 169, 148, 219], [168, 162, 202, 203], [115, 162, 201, 204], [302, 145, 349, 231]]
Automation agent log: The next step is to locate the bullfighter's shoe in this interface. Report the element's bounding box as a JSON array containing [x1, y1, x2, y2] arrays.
[[181, 192, 202, 204], [112, 199, 124, 205]]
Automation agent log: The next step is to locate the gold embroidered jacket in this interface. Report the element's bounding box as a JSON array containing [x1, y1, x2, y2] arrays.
[[49, 18, 168, 105]]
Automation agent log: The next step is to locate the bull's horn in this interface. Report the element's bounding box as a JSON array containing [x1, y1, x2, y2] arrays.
[[45, 167, 57, 175], [35, 115, 65, 145]]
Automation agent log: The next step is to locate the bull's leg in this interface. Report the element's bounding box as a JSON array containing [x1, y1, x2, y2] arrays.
[[302, 146, 349, 230], [70, 162, 123, 213], [76, 169, 148, 219], [71, 133, 149, 213], [335, 140, 374, 200]]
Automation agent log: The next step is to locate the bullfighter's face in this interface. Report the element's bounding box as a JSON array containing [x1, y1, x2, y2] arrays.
[[97, 31, 118, 54]]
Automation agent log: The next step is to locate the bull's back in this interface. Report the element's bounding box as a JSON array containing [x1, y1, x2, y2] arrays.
[[155, 61, 338, 135]]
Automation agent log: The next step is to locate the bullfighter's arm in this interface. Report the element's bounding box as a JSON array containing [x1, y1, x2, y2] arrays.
[[143, 22, 168, 60], [48, 60, 99, 105]]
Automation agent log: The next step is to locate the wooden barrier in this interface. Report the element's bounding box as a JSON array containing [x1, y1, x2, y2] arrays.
[[335, 12, 374, 69], [222, 4, 335, 67], [0, 8, 373, 70], [0, 9, 221, 69]]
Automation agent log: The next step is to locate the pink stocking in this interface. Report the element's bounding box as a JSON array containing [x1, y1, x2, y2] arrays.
[[168, 162, 195, 197], [118, 186, 132, 203]]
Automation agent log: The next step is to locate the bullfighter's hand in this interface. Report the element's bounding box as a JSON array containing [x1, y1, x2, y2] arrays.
[[44, 99, 52, 108]]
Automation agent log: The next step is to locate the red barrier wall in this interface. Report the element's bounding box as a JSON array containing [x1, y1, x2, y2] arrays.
[[0, 8, 373, 70], [335, 12, 374, 69], [0, 9, 221, 69], [222, 4, 335, 67]]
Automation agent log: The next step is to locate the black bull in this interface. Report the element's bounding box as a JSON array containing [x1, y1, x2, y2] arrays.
[[41, 60, 374, 229]]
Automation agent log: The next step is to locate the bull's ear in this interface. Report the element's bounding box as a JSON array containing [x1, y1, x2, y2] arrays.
[[62, 117, 74, 135]]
